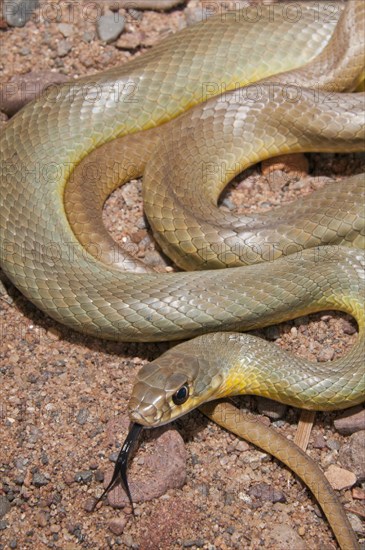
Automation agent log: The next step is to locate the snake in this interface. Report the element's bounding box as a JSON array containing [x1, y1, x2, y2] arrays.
[[0, 1, 364, 549]]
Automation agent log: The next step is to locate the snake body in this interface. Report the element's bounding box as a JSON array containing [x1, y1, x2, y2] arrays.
[[1, 2, 364, 549]]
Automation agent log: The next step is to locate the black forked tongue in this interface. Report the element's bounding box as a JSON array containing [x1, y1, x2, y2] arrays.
[[94, 423, 143, 515]]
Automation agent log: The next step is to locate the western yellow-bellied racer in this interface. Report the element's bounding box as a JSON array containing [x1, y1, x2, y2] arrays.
[[0, 2, 364, 549]]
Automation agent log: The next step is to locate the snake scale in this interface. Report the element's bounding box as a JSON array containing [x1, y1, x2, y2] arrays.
[[0, 1, 364, 549]]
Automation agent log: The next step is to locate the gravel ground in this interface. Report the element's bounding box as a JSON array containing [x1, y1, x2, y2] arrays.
[[1, 1, 364, 549]]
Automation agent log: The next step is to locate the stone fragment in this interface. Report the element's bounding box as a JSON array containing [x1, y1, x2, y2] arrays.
[[339, 431, 365, 481], [32, 472, 49, 487], [97, 11, 125, 43], [57, 39, 72, 57], [0, 496, 10, 519], [4, 0, 38, 27], [109, 517, 127, 535], [249, 482, 286, 503], [58, 23, 74, 37], [334, 406, 365, 435], [256, 396, 287, 420], [317, 347, 335, 362], [325, 464, 356, 490]]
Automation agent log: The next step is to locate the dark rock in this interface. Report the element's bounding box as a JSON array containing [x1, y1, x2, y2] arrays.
[[57, 40, 72, 57], [4, 0, 38, 27], [74, 470, 93, 484], [334, 406, 365, 435], [32, 472, 49, 487], [76, 408, 89, 425], [265, 325, 281, 340], [312, 433, 326, 448], [94, 470, 104, 482], [256, 396, 287, 420], [339, 431, 365, 481], [0, 496, 10, 519], [249, 482, 286, 503], [109, 517, 127, 535]]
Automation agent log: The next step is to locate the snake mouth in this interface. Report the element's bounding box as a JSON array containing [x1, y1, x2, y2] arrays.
[[129, 406, 174, 427], [129, 406, 163, 426]]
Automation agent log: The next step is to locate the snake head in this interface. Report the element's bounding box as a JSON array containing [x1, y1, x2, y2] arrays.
[[128, 342, 224, 426]]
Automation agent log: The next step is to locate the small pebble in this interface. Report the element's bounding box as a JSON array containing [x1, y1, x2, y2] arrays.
[[76, 408, 89, 425], [36, 511, 48, 528], [221, 197, 235, 210], [235, 440, 249, 452], [32, 472, 49, 487], [4, 0, 38, 27], [109, 517, 127, 536], [339, 430, 365, 481], [14, 475, 25, 486], [74, 470, 93, 484], [82, 31, 95, 43], [248, 482, 286, 503], [63, 473, 74, 486], [325, 464, 356, 490], [109, 451, 119, 463], [116, 32, 141, 50], [97, 11, 125, 43], [265, 325, 281, 340], [58, 23, 74, 37], [256, 396, 287, 420], [0, 496, 11, 519], [312, 434, 326, 449], [57, 39, 72, 57], [326, 439, 341, 451], [317, 347, 335, 362], [41, 452, 49, 466], [84, 498, 96, 513], [94, 470, 104, 482], [334, 406, 365, 435], [342, 320, 357, 335]]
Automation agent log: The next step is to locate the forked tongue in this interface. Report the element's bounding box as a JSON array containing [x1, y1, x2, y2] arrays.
[[94, 422, 143, 514]]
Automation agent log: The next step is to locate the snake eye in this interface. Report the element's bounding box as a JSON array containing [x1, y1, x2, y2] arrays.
[[172, 384, 189, 405]]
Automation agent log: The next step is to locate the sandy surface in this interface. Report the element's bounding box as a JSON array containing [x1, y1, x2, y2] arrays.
[[1, 1, 364, 549]]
